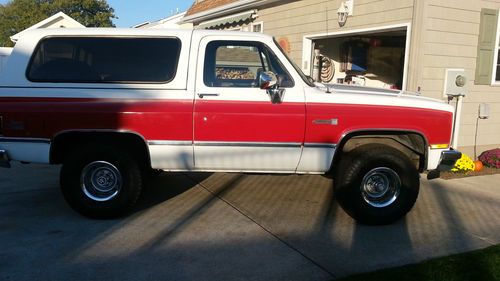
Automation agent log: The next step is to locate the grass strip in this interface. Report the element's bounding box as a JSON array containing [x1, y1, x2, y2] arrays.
[[337, 244, 500, 281]]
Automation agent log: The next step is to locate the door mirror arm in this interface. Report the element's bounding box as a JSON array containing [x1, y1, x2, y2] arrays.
[[259, 71, 285, 104], [267, 86, 285, 104]]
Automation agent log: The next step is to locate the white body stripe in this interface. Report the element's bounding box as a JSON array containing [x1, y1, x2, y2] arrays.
[[0, 141, 50, 163], [297, 146, 336, 173], [194, 146, 301, 172], [149, 144, 194, 170], [427, 148, 447, 170]]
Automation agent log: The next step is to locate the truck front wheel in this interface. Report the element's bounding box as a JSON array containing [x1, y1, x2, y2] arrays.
[[334, 144, 419, 225], [60, 144, 142, 219]]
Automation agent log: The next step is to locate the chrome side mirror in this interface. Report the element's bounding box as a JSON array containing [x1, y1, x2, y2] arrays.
[[259, 71, 285, 104], [259, 71, 278, 89]]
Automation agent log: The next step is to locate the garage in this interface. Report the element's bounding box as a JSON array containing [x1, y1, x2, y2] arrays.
[[305, 25, 409, 90]]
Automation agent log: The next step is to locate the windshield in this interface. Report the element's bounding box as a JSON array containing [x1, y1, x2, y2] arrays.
[[273, 38, 315, 87]]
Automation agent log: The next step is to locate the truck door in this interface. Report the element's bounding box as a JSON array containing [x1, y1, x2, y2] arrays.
[[193, 36, 306, 172]]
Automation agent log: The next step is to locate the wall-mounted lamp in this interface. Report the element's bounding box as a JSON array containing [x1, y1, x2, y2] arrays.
[[337, 0, 353, 27]]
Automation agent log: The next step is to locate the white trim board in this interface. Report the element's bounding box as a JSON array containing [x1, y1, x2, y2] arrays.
[[490, 10, 500, 86]]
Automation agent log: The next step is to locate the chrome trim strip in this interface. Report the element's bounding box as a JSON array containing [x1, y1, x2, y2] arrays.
[[304, 143, 337, 148], [0, 137, 51, 144], [148, 140, 337, 148], [194, 141, 302, 148], [147, 141, 337, 148], [148, 140, 192, 146], [313, 119, 338, 125]]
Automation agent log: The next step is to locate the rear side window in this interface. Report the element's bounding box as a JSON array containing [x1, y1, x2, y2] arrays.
[[27, 37, 181, 83]]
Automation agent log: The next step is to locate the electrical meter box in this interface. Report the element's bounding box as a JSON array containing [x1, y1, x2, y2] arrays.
[[443, 69, 468, 97]]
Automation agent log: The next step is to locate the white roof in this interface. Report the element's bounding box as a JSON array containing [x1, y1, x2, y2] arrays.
[[15, 27, 272, 40], [10, 12, 85, 42]]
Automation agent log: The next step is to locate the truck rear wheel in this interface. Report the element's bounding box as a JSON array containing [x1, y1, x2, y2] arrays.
[[60, 144, 142, 219], [334, 144, 419, 225]]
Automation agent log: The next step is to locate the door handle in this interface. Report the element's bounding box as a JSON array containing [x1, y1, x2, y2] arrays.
[[197, 93, 220, 98]]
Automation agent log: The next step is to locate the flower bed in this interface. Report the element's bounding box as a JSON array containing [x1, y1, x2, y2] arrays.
[[478, 148, 500, 169], [440, 166, 500, 179], [439, 149, 500, 180]]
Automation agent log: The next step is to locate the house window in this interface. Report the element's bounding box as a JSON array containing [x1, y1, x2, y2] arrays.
[[252, 22, 263, 33]]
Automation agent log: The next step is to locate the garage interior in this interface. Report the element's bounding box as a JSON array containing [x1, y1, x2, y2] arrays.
[[312, 29, 407, 90]]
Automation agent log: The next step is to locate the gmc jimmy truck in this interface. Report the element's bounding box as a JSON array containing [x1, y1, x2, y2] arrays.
[[0, 28, 460, 224]]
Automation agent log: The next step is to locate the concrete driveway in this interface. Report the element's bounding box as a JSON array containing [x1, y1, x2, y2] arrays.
[[1, 162, 499, 281]]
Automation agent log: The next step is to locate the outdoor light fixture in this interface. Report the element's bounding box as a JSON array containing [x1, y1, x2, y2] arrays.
[[337, 0, 353, 27]]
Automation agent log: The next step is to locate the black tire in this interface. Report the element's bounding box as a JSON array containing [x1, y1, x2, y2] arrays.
[[60, 144, 142, 219], [334, 144, 420, 225], [148, 169, 164, 178]]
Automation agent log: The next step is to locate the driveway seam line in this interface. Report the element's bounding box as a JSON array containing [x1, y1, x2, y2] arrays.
[[186, 174, 337, 279], [449, 225, 497, 246]]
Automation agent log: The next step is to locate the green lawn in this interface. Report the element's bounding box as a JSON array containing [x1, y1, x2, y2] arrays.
[[337, 244, 500, 281]]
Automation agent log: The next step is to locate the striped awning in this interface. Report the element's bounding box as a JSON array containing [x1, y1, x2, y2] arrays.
[[196, 10, 256, 29]]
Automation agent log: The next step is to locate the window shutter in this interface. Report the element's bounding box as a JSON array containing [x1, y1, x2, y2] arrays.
[[475, 8, 499, 85]]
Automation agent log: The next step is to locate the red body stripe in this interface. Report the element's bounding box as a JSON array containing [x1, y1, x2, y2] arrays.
[[0, 97, 453, 145], [0, 97, 193, 141], [305, 103, 453, 145], [193, 100, 306, 142]]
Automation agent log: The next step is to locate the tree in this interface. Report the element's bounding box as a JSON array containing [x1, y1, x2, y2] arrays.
[[0, 0, 47, 46], [41, 0, 115, 28], [0, 0, 115, 47]]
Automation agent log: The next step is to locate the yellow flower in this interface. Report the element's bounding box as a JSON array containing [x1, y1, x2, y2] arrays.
[[451, 154, 475, 173]]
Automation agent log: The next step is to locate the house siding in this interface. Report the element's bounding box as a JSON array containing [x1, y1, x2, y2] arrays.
[[257, 0, 414, 63], [416, 0, 500, 156]]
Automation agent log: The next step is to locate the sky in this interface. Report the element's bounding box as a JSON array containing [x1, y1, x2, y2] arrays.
[[107, 0, 194, 27], [0, 0, 194, 28]]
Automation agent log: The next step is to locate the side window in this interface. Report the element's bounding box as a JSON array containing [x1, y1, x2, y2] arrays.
[[204, 41, 294, 88], [27, 37, 181, 83]]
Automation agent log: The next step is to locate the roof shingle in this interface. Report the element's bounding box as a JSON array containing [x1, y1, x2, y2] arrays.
[[186, 0, 238, 16]]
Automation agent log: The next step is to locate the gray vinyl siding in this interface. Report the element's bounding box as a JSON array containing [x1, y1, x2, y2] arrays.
[[415, 0, 500, 155], [257, 0, 414, 64]]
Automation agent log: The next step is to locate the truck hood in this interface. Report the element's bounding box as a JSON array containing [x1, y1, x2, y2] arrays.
[[312, 83, 454, 113]]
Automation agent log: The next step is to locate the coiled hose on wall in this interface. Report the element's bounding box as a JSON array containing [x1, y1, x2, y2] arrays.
[[320, 56, 335, 83]]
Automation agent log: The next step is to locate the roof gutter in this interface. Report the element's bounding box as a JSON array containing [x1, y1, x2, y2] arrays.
[[181, 0, 281, 24]]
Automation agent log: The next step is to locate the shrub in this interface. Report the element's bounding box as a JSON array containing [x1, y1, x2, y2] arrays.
[[451, 153, 475, 173], [478, 148, 500, 169]]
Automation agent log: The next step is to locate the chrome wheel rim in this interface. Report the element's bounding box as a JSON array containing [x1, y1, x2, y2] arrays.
[[81, 161, 122, 202], [361, 167, 401, 208]]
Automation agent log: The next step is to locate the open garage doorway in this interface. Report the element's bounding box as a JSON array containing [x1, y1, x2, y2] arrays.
[[303, 24, 410, 90]]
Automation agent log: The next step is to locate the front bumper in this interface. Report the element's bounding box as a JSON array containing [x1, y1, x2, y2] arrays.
[[436, 149, 462, 171], [0, 149, 10, 168], [427, 149, 461, 180]]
